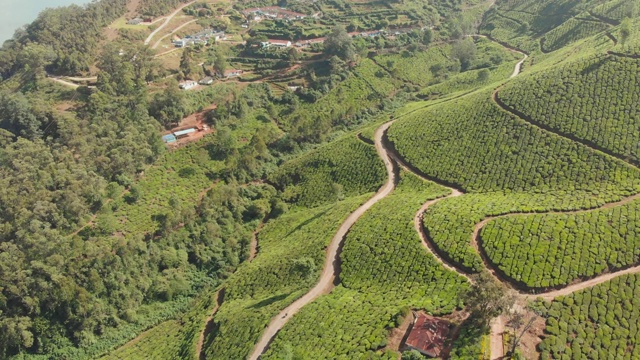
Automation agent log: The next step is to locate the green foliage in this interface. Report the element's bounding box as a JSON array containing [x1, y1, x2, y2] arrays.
[[324, 26, 356, 62], [542, 18, 611, 53], [591, 0, 639, 21], [285, 59, 398, 142], [375, 45, 453, 86], [102, 289, 221, 360], [449, 324, 490, 359], [0, 0, 127, 75], [388, 90, 640, 194], [138, 0, 192, 17], [500, 54, 640, 164], [262, 172, 467, 359], [203, 195, 371, 360], [481, 198, 640, 288], [423, 191, 633, 272], [539, 274, 640, 359], [268, 135, 386, 207]]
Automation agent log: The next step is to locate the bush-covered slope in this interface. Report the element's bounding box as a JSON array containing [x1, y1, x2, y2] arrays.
[[499, 54, 640, 164], [261, 172, 467, 359], [537, 273, 640, 359], [387, 91, 640, 194], [268, 135, 386, 207], [202, 194, 370, 360]]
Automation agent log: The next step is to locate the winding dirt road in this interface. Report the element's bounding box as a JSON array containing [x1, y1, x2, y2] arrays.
[[144, 1, 196, 45], [247, 32, 640, 360], [152, 19, 198, 49], [469, 192, 640, 297], [402, 37, 640, 357], [248, 121, 398, 360]]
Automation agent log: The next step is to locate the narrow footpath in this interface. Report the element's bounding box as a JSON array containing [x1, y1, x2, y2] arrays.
[[144, 1, 197, 45], [248, 121, 398, 360]]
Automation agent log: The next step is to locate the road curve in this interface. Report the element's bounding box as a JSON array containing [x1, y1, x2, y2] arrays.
[[467, 34, 528, 79], [469, 192, 640, 295], [511, 53, 528, 78], [248, 121, 398, 360], [413, 190, 474, 283], [144, 1, 196, 45], [152, 19, 198, 49]]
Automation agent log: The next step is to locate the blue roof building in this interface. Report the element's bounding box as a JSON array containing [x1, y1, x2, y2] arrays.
[[162, 134, 177, 143]]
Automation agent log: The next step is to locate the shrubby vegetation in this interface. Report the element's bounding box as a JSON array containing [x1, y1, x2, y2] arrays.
[[448, 325, 490, 359], [203, 195, 371, 360], [422, 190, 635, 272], [268, 135, 386, 207], [481, 198, 640, 288], [541, 18, 611, 52], [137, 0, 192, 17], [500, 54, 640, 163], [0, 0, 127, 76], [387, 91, 640, 194], [283, 59, 400, 142], [262, 172, 467, 359], [102, 288, 222, 360], [537, 274, 640, 359]]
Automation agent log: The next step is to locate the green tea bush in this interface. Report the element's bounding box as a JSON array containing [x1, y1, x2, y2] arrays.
[[539, 273, 640, 359], [268, 135, 386, 207], [262, 172, 468, 359], [387, 91, 640, 194], [499, 54, 640, 164], [423, 190, 630, 272], [542, 18, 610, 52], [481, 198, 640, 288]]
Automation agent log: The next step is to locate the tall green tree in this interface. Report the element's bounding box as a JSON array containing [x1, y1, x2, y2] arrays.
[[324, 26, 356, 62]]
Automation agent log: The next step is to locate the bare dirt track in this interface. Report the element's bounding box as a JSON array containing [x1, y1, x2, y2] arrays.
[[152, 19, 198, 49], [196, 288, 225, 360], [248, 121, 398, 360], [144, 1, 196, 45]]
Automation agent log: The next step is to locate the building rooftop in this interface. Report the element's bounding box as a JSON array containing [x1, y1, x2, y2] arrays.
[[174, 128, 197, 137], [405, 314, 450, 358], [162, 134, 177, 143]]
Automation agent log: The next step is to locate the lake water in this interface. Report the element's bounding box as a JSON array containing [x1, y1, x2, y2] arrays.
[[0, 0, 94, 43]]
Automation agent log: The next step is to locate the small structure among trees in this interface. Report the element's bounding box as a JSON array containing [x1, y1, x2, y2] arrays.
[[404, 313, 451, 358]]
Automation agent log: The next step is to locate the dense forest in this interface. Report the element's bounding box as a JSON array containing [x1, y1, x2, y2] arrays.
[[2, 0, 640, 358]]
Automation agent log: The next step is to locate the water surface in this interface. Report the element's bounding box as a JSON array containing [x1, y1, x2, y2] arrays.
[[1, 0, 94, 43]]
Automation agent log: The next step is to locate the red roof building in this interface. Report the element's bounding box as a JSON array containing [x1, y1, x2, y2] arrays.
[[405, 313, 451, 358]]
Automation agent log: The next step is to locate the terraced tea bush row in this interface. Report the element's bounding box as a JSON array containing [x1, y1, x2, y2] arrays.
[[480, 11, 538, 53], [262, 172, 468, 359], [497, 0, 595, 25], [591, 0, 639, 21], [203, 195, 370, 360], [481, 198, 640, 289], [542, 18, 611, 52], [500, 54, 640, 164], [537, 273, 640, 359], [423, 190, 631, 272], [268, 135, 386, 207], [387, 91, 640, 194]]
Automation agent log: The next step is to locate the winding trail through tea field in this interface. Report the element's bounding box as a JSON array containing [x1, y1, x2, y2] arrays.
[[246, 31, 640, 360], [248, 121, 398, 360]]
